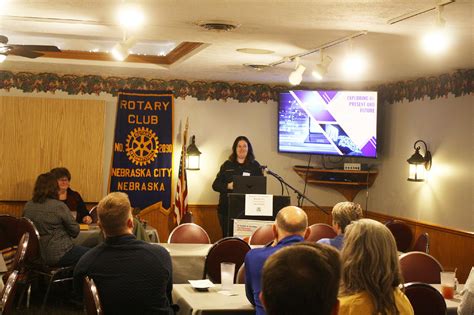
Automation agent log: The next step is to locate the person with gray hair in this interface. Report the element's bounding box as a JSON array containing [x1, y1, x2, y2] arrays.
[[261, 243, 341, 315], [73, 192, 174, 314], [318, 201, 363, 250], [245, 206, 310, 315]]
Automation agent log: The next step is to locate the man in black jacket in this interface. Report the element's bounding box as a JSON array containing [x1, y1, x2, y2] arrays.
[[74, 192, 174, 314]]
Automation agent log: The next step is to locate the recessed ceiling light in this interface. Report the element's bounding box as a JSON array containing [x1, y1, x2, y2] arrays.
[[237, 48, 274, 55], [117, 3, 145, 30]]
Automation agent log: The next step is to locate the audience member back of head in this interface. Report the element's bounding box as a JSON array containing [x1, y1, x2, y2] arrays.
[[73, 192, 174, 315], [261, 242, 341, 315], [244, 206, 309, 315]]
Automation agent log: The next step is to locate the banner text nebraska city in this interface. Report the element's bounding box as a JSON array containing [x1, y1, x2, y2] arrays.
[[112, 98, 172, 192]]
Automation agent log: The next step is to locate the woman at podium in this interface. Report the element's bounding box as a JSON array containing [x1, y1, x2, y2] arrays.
[[212, 136, 263, 237]]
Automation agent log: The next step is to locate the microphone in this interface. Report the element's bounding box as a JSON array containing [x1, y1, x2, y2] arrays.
[[261, 165, 285, 195], [261, 165, 284, 181]]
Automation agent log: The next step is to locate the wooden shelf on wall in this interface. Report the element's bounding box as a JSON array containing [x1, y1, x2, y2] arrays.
[[293, 166, 378, 201]]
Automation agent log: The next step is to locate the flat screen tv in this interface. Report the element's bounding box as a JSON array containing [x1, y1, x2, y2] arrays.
[[278, 90, 377, 158]]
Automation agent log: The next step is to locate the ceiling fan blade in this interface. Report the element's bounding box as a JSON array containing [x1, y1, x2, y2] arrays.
[[8, 47, 43, 58], [0, 35, 8, 45], [10, 44, 60, 52]]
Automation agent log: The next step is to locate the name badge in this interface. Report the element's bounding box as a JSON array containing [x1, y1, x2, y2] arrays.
[[242, 172, 250, 176]]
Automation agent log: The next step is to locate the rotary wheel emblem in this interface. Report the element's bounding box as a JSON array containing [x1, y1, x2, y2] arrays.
[[126, 127, 159, 166]]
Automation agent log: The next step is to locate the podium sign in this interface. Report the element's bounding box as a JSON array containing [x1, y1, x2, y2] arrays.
[[245, 194, 273, 216], [227, 193, 290, 237], [233, 219, 274, 238]]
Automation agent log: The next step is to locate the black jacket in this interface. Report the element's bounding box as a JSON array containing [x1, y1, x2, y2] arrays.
[[212, 159, 263, 214]]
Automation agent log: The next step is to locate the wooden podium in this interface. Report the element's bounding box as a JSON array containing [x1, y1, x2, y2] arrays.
[[227, 193, 290, 236]]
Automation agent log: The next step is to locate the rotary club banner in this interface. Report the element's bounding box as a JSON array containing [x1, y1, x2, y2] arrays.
[[109, 90, 173, 211]]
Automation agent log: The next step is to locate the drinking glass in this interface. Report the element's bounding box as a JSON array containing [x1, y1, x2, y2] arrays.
[[440, 271, 455, 299], [220, 262, 235, 291]]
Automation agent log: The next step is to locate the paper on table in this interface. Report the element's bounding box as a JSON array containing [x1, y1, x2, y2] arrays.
[[188, 279, 215, 289], [218, 290, 238, 296]]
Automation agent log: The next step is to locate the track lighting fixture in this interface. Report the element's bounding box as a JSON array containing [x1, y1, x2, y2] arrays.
[[261, 31, 367, 85], [312, 50, 332, 80], [288, 57, 306, 86]]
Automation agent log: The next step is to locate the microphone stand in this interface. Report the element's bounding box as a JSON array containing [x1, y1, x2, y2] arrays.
[[265, 168, 329, 215]]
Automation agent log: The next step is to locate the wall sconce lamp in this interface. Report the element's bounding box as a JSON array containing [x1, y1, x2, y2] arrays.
[[407, 139, 432, 182], [186, 135, 202, 170]]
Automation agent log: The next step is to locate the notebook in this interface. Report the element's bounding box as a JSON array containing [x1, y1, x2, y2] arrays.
[[232, 175, 267, 194]]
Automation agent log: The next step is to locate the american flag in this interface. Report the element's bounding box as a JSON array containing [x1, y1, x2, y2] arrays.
[[174, 120, 188, 225]]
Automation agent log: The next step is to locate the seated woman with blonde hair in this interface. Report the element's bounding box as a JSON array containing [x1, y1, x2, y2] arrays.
[[339, 219, 414, 315]]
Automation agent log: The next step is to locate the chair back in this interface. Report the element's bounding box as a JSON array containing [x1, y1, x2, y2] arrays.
[[385, 220, 413, 252], [0, 215, 19, 248], [83, 276, 103, 315], [16, 217, 41, 265], [1, 270, 19, 315], [399, 251, 443, 283], [249, 225, 274, 245], [168, 223, 211, 244], [306, 223, 337, 242], [11, 233, 29, 272], [203, 237, 251, 283], [89, 206, 98, 224], [404, 282, 446, 315], [236, 263, 246, 284], [412, 233, 430, 254]]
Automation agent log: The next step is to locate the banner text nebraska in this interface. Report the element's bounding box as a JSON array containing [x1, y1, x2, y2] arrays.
[[117, 181, 166, 192], [111, 168, 171, 178]]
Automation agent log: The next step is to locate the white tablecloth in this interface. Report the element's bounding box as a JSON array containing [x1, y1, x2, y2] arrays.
[[172, 284, 255, 315], [159, 243, 213, 284], [159, 243, 263, 284]]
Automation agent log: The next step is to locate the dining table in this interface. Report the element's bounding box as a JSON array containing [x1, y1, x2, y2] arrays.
[[158, 243, 263, 284], [159, 243, 213, 284], [172, 283, 255, 315]]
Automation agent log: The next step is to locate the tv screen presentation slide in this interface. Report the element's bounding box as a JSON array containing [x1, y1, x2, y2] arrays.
[[278, 90, 377, 158]]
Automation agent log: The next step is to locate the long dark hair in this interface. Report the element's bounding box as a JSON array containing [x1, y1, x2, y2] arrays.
[[228, 136, 255, 163], [32, 172, 59, 203]]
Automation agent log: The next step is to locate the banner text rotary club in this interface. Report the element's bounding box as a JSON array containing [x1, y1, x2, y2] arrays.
[[112, 98, 172, 193]]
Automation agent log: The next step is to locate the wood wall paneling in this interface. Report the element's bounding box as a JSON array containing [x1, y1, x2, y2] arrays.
[[366, 211, 474, 283], [0, 96, 105, 202]]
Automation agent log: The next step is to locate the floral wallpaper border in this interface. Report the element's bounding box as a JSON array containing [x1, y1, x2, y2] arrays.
[[0, 69, 472, 104]]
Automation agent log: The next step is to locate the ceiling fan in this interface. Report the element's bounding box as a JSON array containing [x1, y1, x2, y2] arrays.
[[0, 35, 61, 60]]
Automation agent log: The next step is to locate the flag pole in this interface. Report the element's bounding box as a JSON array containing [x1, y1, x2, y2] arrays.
[[181, 117, 189, 215]]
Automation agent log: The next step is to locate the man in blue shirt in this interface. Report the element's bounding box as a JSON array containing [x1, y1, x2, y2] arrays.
[[318, 201, 363, 250], [245, 206, 309, 315]]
